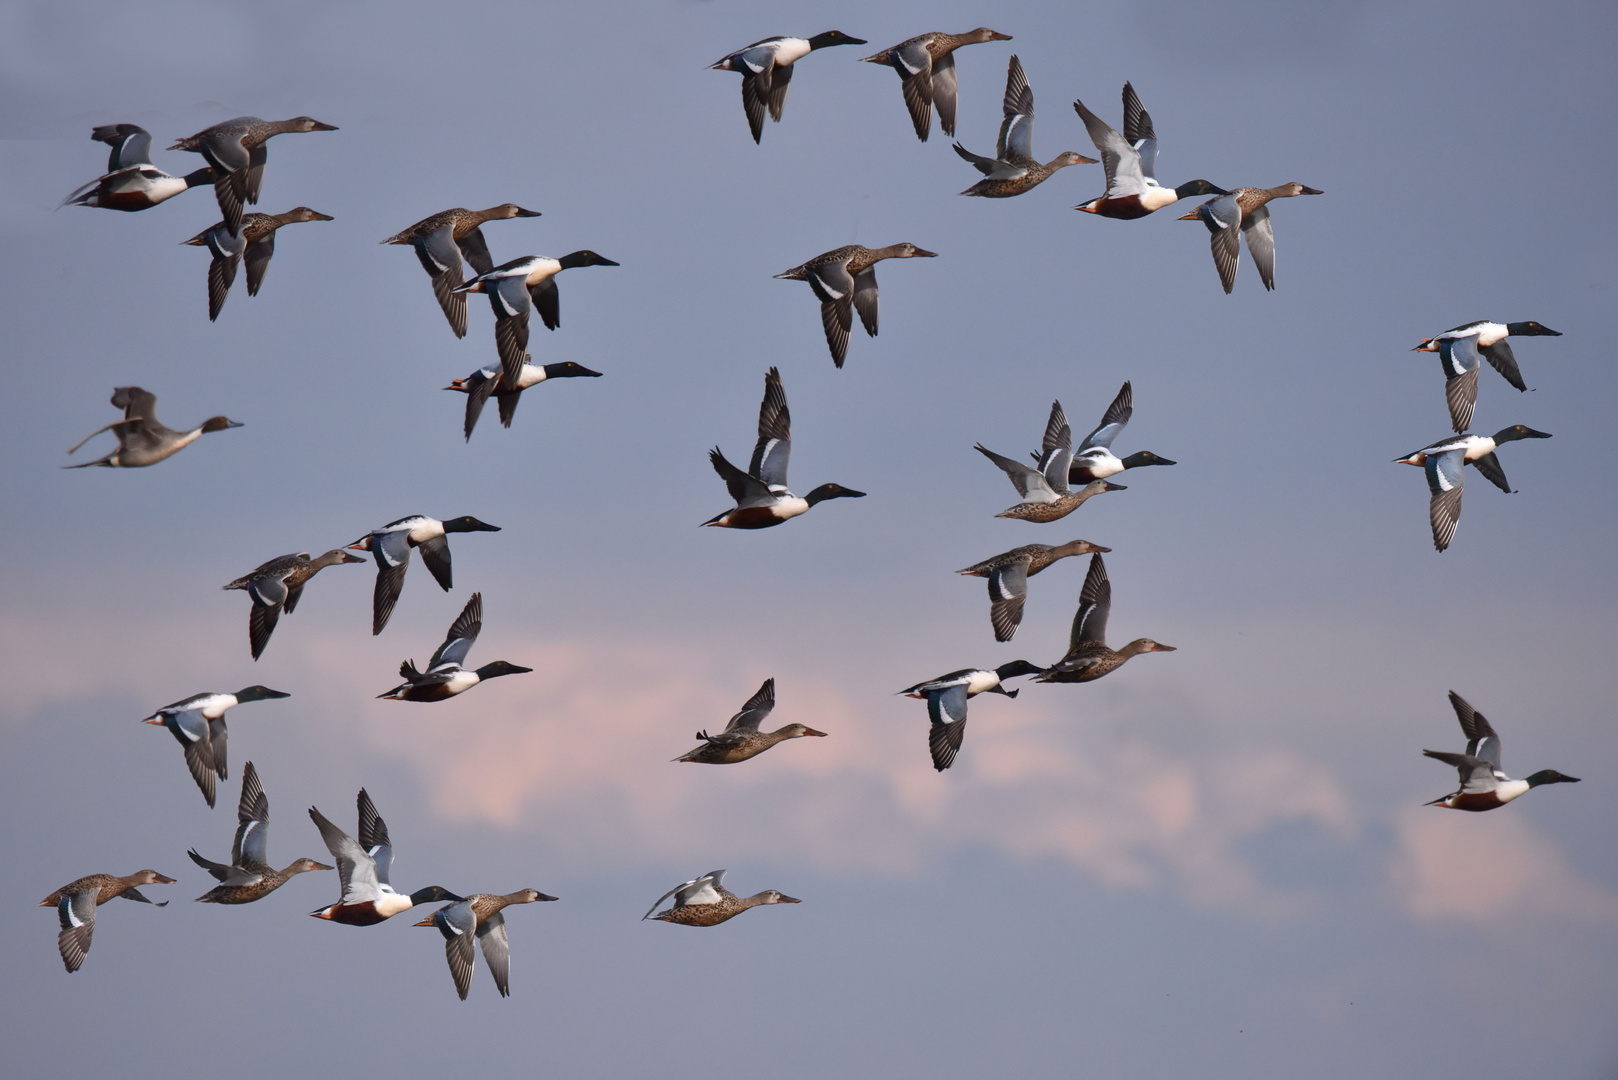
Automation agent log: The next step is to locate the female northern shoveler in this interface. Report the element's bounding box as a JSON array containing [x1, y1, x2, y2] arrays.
[[1036, 554, 1175, 683], [414, 889, 558, 1000], [39, 870, 175, 972], [141, 685, 289, 808], [189, 761, 332, 903], [377, 593, 531, 702], [168, 116, 338, 233], [975, 399, 1128, 522], [710, 31, 867, 143], [773, 243, 937, 367], [1063, 382, 1176, 485], [1072, 84, 1224, 218], [704, 367, 864, 528], [1393, 425, 1551, 551], [958, 540, 1111, 641], [898, 661, 1044, 771], [642, 869, 800, 926], [348, 514, 501, 635], [1180, 183, 1323, 293], [383, 205, 542, 337], [1412, 321, 1561, 433], [452, 251, 619, 389], [183, 206, 333, 321], [223, 549, 366, 661], [444, 358, 601, 441], [61, 123, 216, 211], [1424, 691, 1578, 810], [954, 55, 1096, 197], [65, 386, 242, 469], [859, 28, 1012, 141], [307, 789, 462, 925], [675, 678, 828, 763]]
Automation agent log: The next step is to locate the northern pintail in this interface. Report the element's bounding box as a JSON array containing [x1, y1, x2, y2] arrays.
[[347, 514, 501, 635], [643, 869, 800, 926], [773, 243, 937, 367], [703, 367, 865, 528], [1394, 426, 1552, 551], [39, 870, 175, 973], [168, 116, 338, 234], [61, 124, 216, 211], [223, 549, 366, 661], [183, 207, 333, 321], [308, 789, 462, 926], [453, 251, 619, 390], [954, 55, 1096, 197], [898, 661, 1043, 772], [1072, 84, 1224, 218], [1424, 691, 1579, 811], [1036, 554, 1175, 683], [1062, 382, 1175, 484], [383, 205, 542, 337], [415, 890, 558, 1000], [1180, 183, 1323, 293], [975, 399, 1127, 522], [1412, 321, 1562, 433], [65, 386, 241, 469], [675, 678, 828, 764], [377, 593, 532, 702], [444, 357, 601, 441], [958, 540, 1111, 642], [141, 686, 289, 808], [859, 28, 1012, 141], [710, 31, 867, 143], [189, 762, 333, 903]]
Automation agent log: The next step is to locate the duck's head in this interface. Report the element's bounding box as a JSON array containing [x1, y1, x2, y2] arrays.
[[892, 243, 939, 259], [558, 250, 620, 270], [1491, 425, 1552, 444], [409, 886, 464, 906], [1276, 183, 1323, 196], [288, 858, 334, 874], [285, 117, 339, 132], [313, 549, 368, 568], [133, 870, 178, 886], [808, 31, 867, 49], [1121, 451, 1175, 468], [233, 686, 291, 703], [1506, 321, 1561, 337], [1173, 180, 1227, 199], [1411, 338, 1438, 352], [474, 661, 533, 681], [755, 890, 802, 905], [201, 416, 244, 433], [280, 207, 334, 223], [491, 204, 541, 220], [1051, 151, 1100, 168], [1525, 769, 1580, 787], [442, 516, 502, 533], [1053, 539, 1110, 558], [805, 483, 866, 506], [994, 659, 1045, 682], [512, 888, 560, 903], [542, 361, 603, 379], [966, 28, 1015, 43], [778, 723, 829, 740], [1125, 639, 1177, 655]]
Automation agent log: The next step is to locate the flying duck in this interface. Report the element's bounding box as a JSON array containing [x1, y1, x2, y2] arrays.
[[709, 31, 867, 143], [975, 399, 1127, 522], [642, 869, 800, 926], [703, 366, 865, 528], [898, 661, 1044, 772], [1424, 691, 1579, 811], [377, 592, 531, 702], [141, 686, 289, 808], [39, 870, 175, 973], [1062, 382, 1176, 485], [1412, 321, 1561, 433], [1180, 183, 1323, 293], [1036, 554, 1175, 683], [773, 243, 937, 367], [182, 207, 333, 321], [675, 678, 828, 764], [223, 549, 366, 660], [61, 123, 216, 211], [189, 762, 333, 904], [1072, 84, 1225, 218], [859, 28, 1012, 141], [958, 540, 1111, 642], [308, 789, 462, 925], [347, 514, 501, 635], [414, 890, 558, 1000], [954, 55, 1096, 197], [167, 116, 338, 234], [444, 357, 601, 441], [383, 205, 542, 337], [452, 251, 619, 389], [1394, 426, 1552, 551], [65, 386, 241, 469]]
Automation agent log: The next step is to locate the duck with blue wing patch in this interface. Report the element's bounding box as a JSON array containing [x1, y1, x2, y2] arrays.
[[709, 31, 866, 143], [168, 116, 338, 234], [774, 243, 936, 368], [40, 871, 176, 973], [954, 55, 1096, 197], [383, 205, 542, 338], [308, 789, 462, 925], [444, 357, 601, 441], [189, 762, 333, 903], [377, 593, 531, 702], [1073, 83, 1225, 219], [899, 662, 1043, 772], [859, 29, 1012, 141], [62, 123, 218, 211], [141, 686, 289, 807], [978, 399, 1127, 523], [452, 251, 618, 390], [1412, 321, 1561, 432], [224, 548, 366, 660], [676, 678, 828, 764], [414, 890, 558, 1000], [958, 540, 1111, 642], [348, 514, 500, 634], [643, 869, 800, 926], [1423, 691, 1578, 811], [1393, 425, 1551, 551], [1036, 554, 1175, 683]]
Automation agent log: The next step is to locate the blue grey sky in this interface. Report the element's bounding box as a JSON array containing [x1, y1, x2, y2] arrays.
[[2, 0, 1617, 1076]]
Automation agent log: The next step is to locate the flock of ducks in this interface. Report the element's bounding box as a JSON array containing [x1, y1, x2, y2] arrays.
[[45, 24, 1577, 999]]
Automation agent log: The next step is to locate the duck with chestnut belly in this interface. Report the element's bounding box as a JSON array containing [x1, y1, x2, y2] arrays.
[[40, 871, 175, 973], [142, 685, 289, 808], [1072, 84, 1225, 218], [898, 661, 1044, 772], [223, 549, 366, 660], [958, 539, 1111, 642], [189, 762, 332, 903], [1424, 691, 1578, 811], [308, 789, 462, 926], [1180, 183, 1323, 293], [1393, 425, 1551, 552], [976, 399, 1126, 522], [377, 593, 531, 702], [383, 204, 541, 337], [452, 251, 619, 390], [1062, 382, 1176, 486], [643, 869, 800, 926], [1412, 321, 1561, 433], [709, 31, 867, 143], [348, 513, 500, 635], [415, 890, 558, 1000], [954, 55, 1097, 197], [183, 206, 333, 321], [168, 115, 338, 234], [859, 28, 1012, 141], [1036, 554, 1175, 683], [676, 678, 827, 764], [444, 357, 601, 441], [65, 386, 241, 469], [61, 123, 216, 211], [774, 243, 937, 368]]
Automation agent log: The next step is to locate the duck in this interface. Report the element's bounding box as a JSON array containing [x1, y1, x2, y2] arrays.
[[1036, 554, 1175, 683], [39, 870, 175, 973], [975, 399, 1127, 522], [65, 386, 242, 469], [858, 28, 1013, 141], [703, 366, 865, 528], [141, 685, 289, 808], [958, 540, 1111, 642], [377, 592, 531, 702], [954, 55, 1096, 197], [223, 549, 366, 660], [1061, 382, 1176, 485], [189, 761, 333, 903], [307, 789, 463, 926], [1412, 321, 1561, 433], [898, 661, 1044, 772], [1393, 426, 1552, 552], [1179, 183, 1323, 293], [382, 205, 542, 337], [444, 357, 601, 441], [1072, 84, 1225, 218], [61, 123, 216, 211], [414, 890, 558, 1000], [452, 251, 619, 389], [773, 243, 937, 367], [675, 678, 827, 764], [1424, 691, 1579, 811], [642, 869, 800, 926], [709, 31, 867, 143], [167, 116, 338, 234], [182, 207, 333, 321], [347, 514, 501, 635]]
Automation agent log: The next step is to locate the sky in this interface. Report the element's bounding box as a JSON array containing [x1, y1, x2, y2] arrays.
[[2, 0, 1617, 1075]]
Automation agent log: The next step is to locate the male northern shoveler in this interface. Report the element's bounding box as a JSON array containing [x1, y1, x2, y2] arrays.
[[710, 31, 867, 143], [168, 116, 338, 233], [703, 367, 864, 528], [1393, 425, 1552, 551], [444, 357, 601, 441], [975, 398, 1128, 522], [141, 685, 290, 808], [675, 678, 828, 763], [307, 789, 462, 925], [859, 28, 1012, 141], [958, 540, 1111, 641], [642, 869, 800, 926], [1424, 691, 1579, 810], [39, 870, 175, 973], [1063, 382, 1176, 485], [954, 55, 1096, 197], [773, 243, 937, 367], [1412, 321, 1561, 433], [414, 890, 558, 1000], [61, 124, 216, 211], [348, 514, 501, 635], [1036, 554, 1175, 683], [189, 761, 333, 903], [1180, 183, 1323, 293], [223, 549, 366, 660], [898, 661, 1044, 772], [65, 386, 241, 469], [377, 592, 531, 702], [383, 205, 542, 337], [182, 207, 333, 321], [452, 251, 619, 389], [1072, 84, 1224, 218]]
